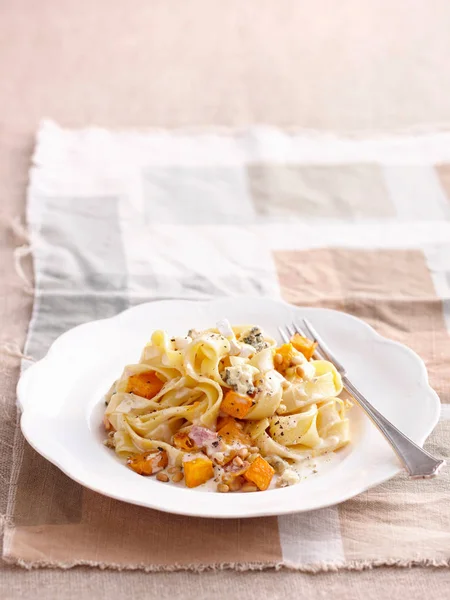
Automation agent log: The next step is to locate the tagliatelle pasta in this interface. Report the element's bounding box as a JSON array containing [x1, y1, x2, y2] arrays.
[[103, 321, 352, 492]]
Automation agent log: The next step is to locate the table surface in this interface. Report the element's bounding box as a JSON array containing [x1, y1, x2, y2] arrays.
[[1, 1, 450, 598]]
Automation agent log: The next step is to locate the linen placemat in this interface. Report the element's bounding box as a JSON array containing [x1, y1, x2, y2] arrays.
[[3, 121, 450, 571]]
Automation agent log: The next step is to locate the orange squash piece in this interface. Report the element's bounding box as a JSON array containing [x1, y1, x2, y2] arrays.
[[220, 391, 254, 419], [244, 456, 274, 491], [125, 371, 164, 399], [127, 449, 168, 476], [184, 456, 214, 488], [173, 431, 197, 451], [216, 415, 236, 430], [217, 419, 252, 447], [291, 333, 317, 360], [273, 343, 295, 374]]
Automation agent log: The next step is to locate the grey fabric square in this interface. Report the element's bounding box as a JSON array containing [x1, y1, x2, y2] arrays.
[[25, 293, 128, 360], [37, 195, 128, 292]]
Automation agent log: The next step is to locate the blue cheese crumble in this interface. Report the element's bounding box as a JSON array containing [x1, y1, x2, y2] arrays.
[[241, 326, 268, 353], [223, 365, 257, 395]]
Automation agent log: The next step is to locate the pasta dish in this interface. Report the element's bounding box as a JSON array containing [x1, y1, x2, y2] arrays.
[[103, 320, 351, 492]]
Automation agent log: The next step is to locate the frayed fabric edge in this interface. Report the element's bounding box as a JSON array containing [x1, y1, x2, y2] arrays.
[[0, 214, 34, 295], [13, 245, 34, 295], [35, 117, 450, 142], [4, 555, 450, 574], [0, 341, 35, 362]]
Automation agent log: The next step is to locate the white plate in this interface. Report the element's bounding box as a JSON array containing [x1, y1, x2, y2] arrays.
[[17, 297, 441, 518]]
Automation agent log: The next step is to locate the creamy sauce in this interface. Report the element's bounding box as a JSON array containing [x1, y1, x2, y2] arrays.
[[189, 450, 341, 493]]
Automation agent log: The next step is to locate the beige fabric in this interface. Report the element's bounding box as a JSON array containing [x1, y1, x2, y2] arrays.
[[2, 0, 450, 597], [0, 563, 449, 600], [3, 0, 450, 132], [8, 491, 282, 569]]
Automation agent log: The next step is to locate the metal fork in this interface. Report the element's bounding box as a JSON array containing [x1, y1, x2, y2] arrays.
[[279, 318, 445, 479]]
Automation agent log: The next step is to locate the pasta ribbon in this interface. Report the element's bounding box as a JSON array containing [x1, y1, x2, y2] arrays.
[[103, 322, 352, 490]]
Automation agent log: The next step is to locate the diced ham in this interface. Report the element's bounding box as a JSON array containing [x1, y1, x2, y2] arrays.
[[188, 426, 219, 448]]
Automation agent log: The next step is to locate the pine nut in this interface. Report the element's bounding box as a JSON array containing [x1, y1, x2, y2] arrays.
[[250, 446, 259, 454], [248, 453, 259, 463], [217, 483, 230, 493], [274, 353, 283, 365], [241, 483, 258, 492], [213, 452, 226, 465], [233, 456, 244, 467], [228, 477, 243, 491], [238, 448, 249, 459], [296, 366, 304, 377], [171, 472, 183, 483], [156, 472, 169, 482], [167, 466, 181, 474]]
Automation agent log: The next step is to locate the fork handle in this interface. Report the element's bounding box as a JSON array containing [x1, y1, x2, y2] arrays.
[[343, 377, 445, 479]]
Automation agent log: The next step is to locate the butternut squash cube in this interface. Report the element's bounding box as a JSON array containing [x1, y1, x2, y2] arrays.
[[290, 333, 317, 360], [172, 431, 197, 451], [127, 449, 168, 476], [125, 371, 164, 399], [273, 343, 295, 374], [220, 391, 254, 419], [183, 457, 214, 488], [216, 415, 236, 431], [217, 419, 252, 447], [244, 456, 274, 491]]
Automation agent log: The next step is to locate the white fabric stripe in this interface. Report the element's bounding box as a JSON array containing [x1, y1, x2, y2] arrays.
[[117, 223, 281, 300], [253, 221, 450, 250], [278, 507, 345, 565], [35, 120, 450, 169], [383, 165, 450, 222]]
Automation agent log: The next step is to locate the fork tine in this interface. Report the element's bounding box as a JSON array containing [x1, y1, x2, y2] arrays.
[[286, 324, 295, 338], [301, 318, 317, 340], [278, 326, 290, 343], [302, 318, 346, 373], [293, 321, 324, 360], [292, 321, 308, 338]]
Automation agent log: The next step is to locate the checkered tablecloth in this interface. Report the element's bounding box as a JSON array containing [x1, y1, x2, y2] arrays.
[[3, 121, 449, 571]]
